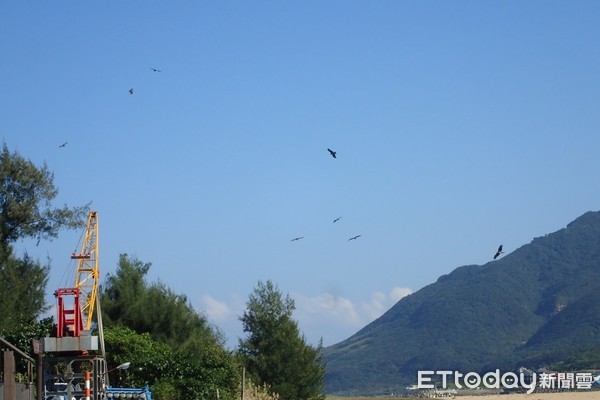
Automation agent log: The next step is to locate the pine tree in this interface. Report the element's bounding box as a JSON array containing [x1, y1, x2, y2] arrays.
[[0, 143, 88, 247], [0, 248, 49, 332], [0, 142, 88, 333], [101, 254, 241, 400], [239, 280, 326, 400], [101, 253, 224, 348]]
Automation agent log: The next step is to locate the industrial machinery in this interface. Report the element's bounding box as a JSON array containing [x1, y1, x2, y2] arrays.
[[105, 386, 152, 399], [39, 211, 151, 400], [51, 210, 100, 343]]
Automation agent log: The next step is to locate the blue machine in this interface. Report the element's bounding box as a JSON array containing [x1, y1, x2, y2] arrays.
[[106, 386, 153, 399]]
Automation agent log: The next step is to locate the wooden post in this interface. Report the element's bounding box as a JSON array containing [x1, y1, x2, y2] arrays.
[[241, 367, 245, 400], [32, 339, 43, 400], [36, 351, 43, 400], [3, 350, 16, 400]]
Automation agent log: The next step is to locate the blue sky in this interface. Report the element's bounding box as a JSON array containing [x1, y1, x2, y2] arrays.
[[2, 1, 599, 348]]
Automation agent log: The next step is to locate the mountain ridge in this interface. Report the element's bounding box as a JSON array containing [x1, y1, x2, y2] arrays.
[[323, 210, 600, 395]]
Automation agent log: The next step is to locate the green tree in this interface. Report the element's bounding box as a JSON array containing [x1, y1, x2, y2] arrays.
[[0, 142, 89, 333], [100, 254, 149, 331], [104, 325, 174, 389], [104, 325, 240, 400], [0, 317, 53, 375], [101, 254, 241, 400], [101, 253, 221, 348], [238, 280, 326, 400], [0, 248, 49, 332], [0, 143, 89, 246]]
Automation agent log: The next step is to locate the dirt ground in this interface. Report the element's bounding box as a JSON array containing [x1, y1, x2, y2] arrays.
[[458, 391, 600, 399]]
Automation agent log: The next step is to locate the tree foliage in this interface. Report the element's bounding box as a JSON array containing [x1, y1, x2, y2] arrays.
[[100, 255, 240, 400], [0, 247, 49, 332], [323, 210, 600, 395], [0, 142, 88, 334], [0, 143, 241, 399], [0, 317, 53, 375], [238, 280, 326, 400], [0, 142, 89, 247], [101, 253, 221, 348], [104, 325, 174, 390]]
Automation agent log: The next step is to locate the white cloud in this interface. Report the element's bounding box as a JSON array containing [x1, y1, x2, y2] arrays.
[[390, 287, 412, 302], [292, 287, 413, 346], [358, 288, 412, 321], [200, 293, 232, 322], [294, 292, 362, 327], [196, 286, 413, 348], [361, 291, 387, 320]]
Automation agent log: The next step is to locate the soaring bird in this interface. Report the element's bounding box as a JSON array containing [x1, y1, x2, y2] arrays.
[[327, 148, 337, 158], [493, 245, 504, 260], [348, 235, 361, 241], [333, 217, 342, 223], [58, 142, 68, 148], [290, 237, 304, 242], [129, 88, 134, 95], [150, 67, 162, 72]]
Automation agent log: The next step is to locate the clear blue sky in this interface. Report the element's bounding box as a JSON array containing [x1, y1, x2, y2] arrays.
[[2, 1, 599, 348]]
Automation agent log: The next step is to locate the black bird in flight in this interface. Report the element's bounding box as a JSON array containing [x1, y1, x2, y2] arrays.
[[333, 217, 342, 223], [327, 148, 337, 158], [493, 245, 504, 260], [58, 142, 68, 148], [150, 67, 161, 72], [290, 236, 304, 242], [348, 235, 361, 241], [129, 88, 134, 95]]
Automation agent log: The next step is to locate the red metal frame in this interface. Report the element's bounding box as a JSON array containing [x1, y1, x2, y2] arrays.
[[55, 288, 84, 337]]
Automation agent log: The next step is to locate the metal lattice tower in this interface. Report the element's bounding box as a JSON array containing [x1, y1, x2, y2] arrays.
[[73, 211, 99, 332]]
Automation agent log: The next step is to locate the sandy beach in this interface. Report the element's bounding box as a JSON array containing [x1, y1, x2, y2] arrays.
[[458, 391, 600, 399]]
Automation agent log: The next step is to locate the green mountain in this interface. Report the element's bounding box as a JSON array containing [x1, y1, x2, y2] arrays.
[[323, 211, 600, 395]]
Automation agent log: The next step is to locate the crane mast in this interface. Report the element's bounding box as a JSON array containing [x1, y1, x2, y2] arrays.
[[41, 210, 107, 400], [73, 210, 99, 332], [53, 211, 101, 339], [39, 210, 152, 400]]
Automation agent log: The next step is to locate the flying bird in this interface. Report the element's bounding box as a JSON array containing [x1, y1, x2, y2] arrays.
[[129, 88, 134, 95], [333, 217, 342, 223], [327, 148, 337, 158], [290, 237, 304, 242], [150, 67, 161, 72], [348, 235, 361, 241], [58, 142, 68, 148], [493, 245, 504, 260]]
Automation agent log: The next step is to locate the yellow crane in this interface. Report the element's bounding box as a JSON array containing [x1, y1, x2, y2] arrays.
[[56, 211, 101, 338], [43, 210, 150, 400], [72, 210, 100, 332]]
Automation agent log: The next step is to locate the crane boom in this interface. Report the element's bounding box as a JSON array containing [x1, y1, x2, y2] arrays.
[[41, 210, 152, 400], [73, 211, 99, 332]]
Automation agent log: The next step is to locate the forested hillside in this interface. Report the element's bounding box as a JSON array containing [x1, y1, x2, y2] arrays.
[[323, 211, 600, 395]]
